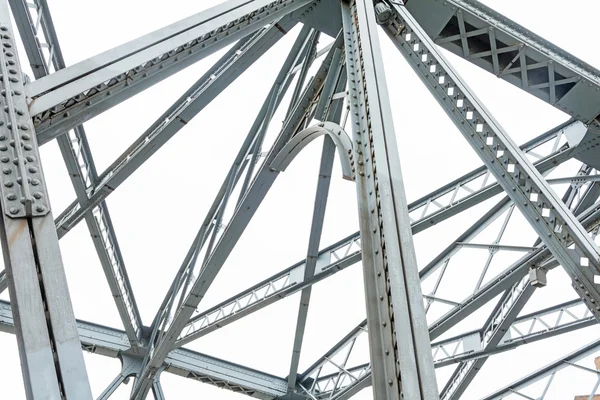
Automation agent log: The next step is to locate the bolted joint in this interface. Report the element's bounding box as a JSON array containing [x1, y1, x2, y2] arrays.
[[374, 2, 393, 25]]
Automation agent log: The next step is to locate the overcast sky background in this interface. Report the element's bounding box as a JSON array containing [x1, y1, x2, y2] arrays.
[[1, 0, 600, 399]]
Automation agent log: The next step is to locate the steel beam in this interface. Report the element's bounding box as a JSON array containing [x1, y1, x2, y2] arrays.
[[152, 380, 166, 400], [134, 121, 351, 399], [0, 300, 290, 399], [286, 44, 347, 393], [438, 162, 592, 399], [175, 122, 585, 350], [177, 233, 360, 347], [432, 299, 597, 368], [8, 0, 144, 347], [298, 198, 600, 398], [405, 0, 600, 125], [53, 104, 577, 243], [0, 1, 93, 398], [0, 270, 6, 295], [342, 0, 438, 398], [480, 339, 600, 400], [441, 284, 535, 399], [54, 19, 297, 239], [152, 24, 314, 335], [132, 41, 352, 395], [429, 199, 600, 341], [385, 2, 600, 322], [300, 297, 597, 399], [286, 136, 336, 395], [27, 0, 316, 143]]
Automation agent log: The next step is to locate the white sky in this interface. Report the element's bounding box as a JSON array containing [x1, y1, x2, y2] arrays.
[[1, 0, 600, 399]]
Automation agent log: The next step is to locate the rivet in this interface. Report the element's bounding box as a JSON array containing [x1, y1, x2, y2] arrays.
[[26, 156, 35, 162], [31, 179, 39, 186], [35, 205, 45, 212], [28, 166, 37, 173], [6, 193, 15, 200], [21, 134, 30, 140], [2, 168, 10, 175], [382, 322, 387, 327], [9, 207, 18, 214], [4, 181, 12, 187], [33, 192, 42, 199], [23, 144, 32, 150], [0, 157, 7, 163], [380, 296, 384, 301], [388, 380, 393, 386]]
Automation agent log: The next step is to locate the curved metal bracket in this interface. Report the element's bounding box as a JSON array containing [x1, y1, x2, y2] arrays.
[[270, 122, 354, 181]]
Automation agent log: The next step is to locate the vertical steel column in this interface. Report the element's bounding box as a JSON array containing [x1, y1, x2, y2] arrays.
[[0, 1, 92, 399], [341, 1, 438, 399]]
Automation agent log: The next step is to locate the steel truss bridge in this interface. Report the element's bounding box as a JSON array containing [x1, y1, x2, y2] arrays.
[[0, 0, 599, 398]]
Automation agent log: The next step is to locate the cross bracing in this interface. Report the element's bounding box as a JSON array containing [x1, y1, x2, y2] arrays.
[[0, 0, 599, 399]]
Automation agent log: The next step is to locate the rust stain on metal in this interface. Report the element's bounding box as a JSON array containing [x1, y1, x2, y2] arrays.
[[8, 219, 27, 246]]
